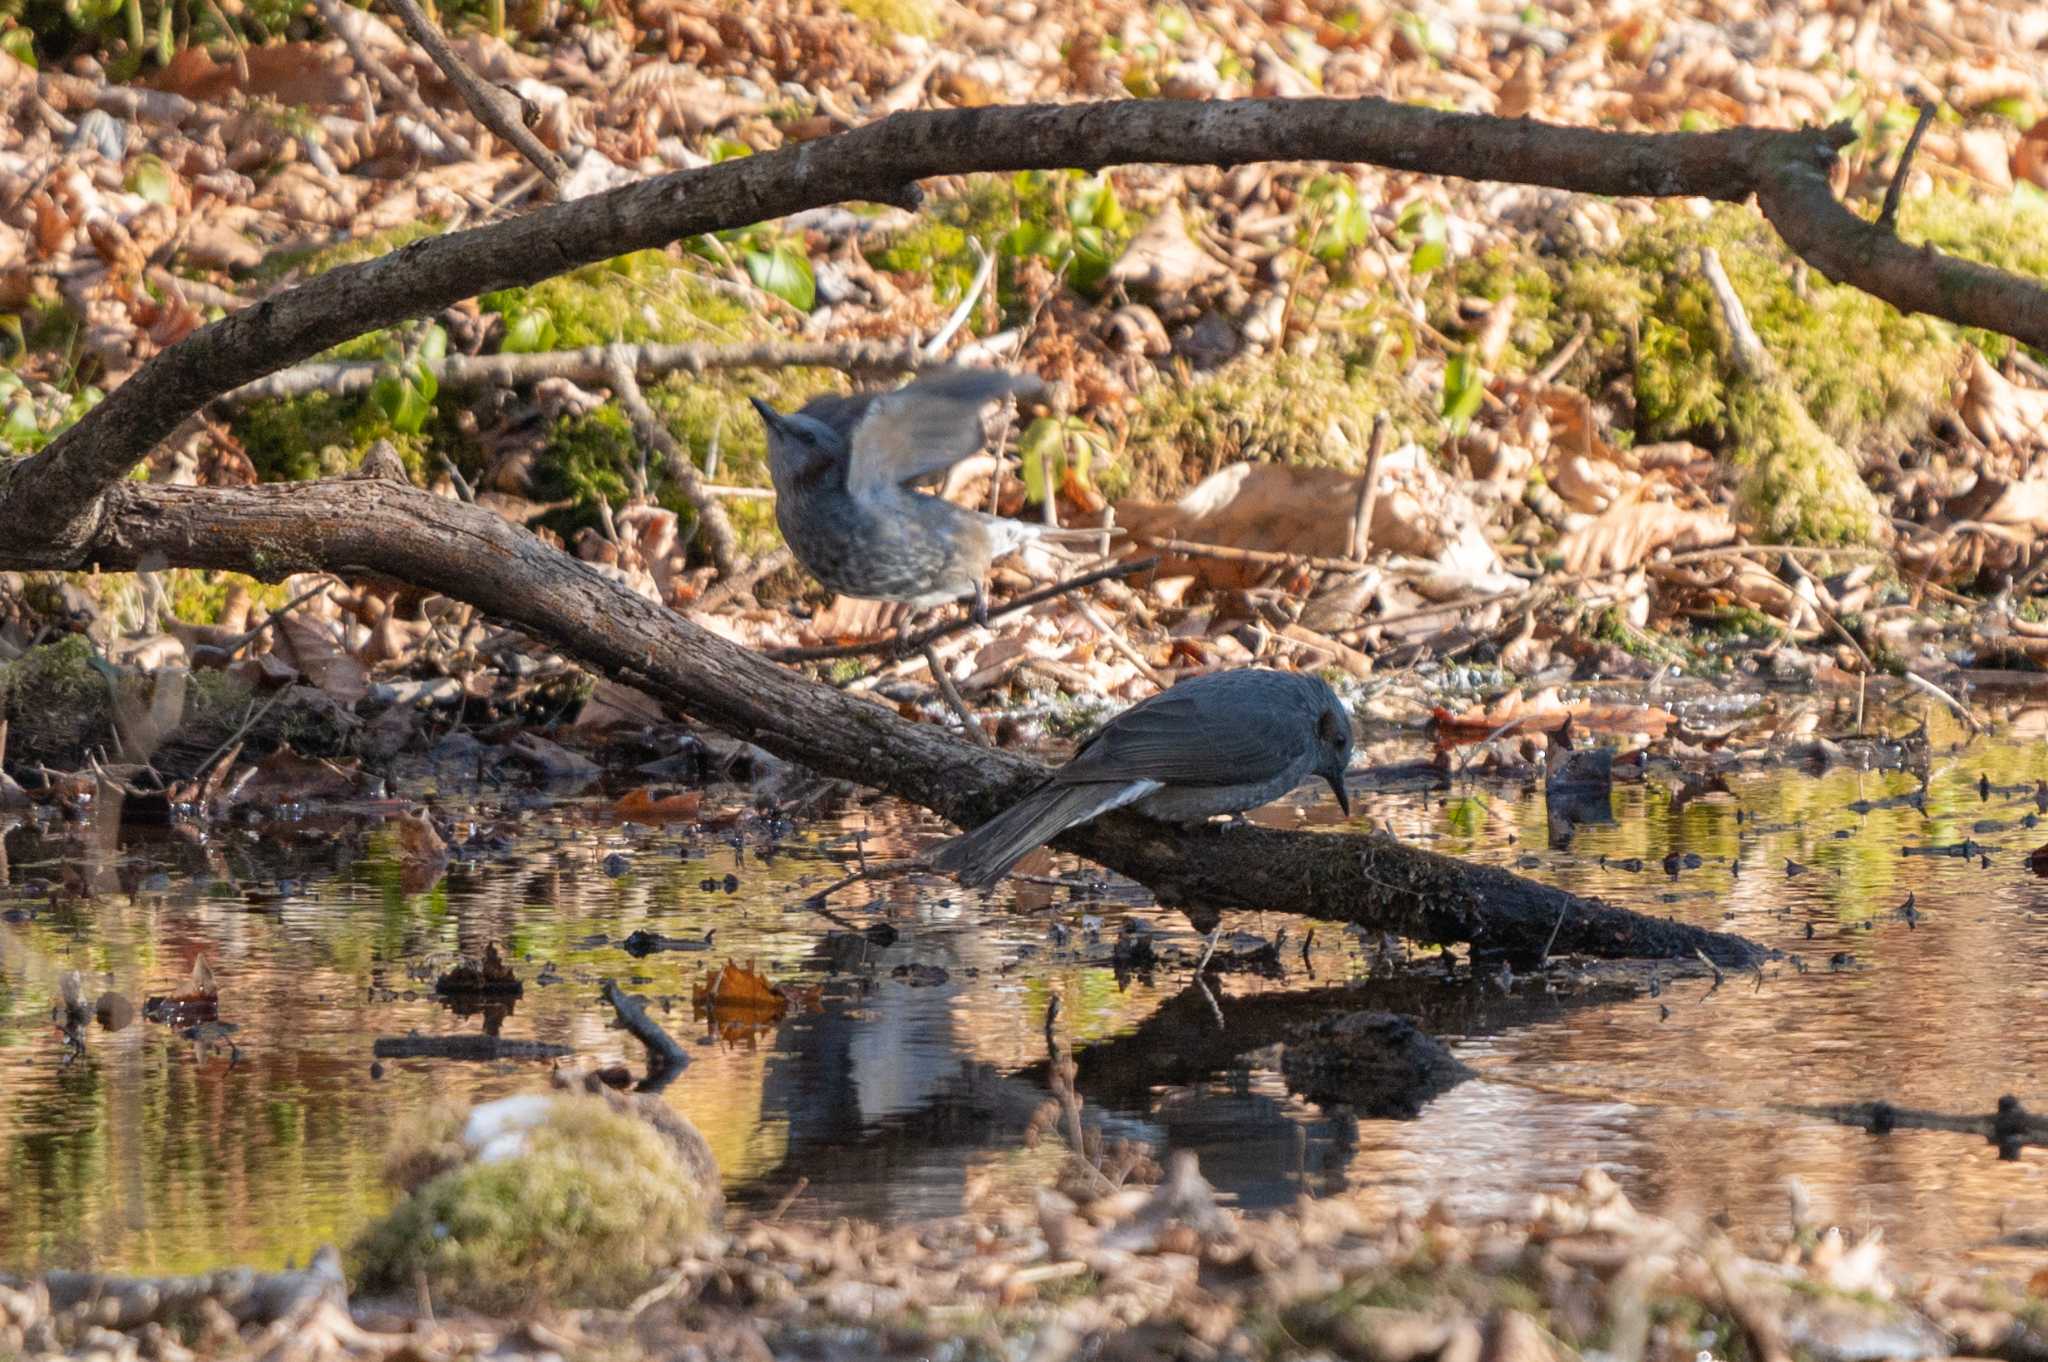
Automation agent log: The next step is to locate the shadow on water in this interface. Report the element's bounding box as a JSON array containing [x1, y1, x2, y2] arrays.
[[10, 694, 2048, 1274]]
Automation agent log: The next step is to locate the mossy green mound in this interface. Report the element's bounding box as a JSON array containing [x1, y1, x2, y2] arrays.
[[351, 1094, 717, 1313], [1123, 349, 1431, 499], [1443, 194, 2028, 544], [0, 633, 109, 768]]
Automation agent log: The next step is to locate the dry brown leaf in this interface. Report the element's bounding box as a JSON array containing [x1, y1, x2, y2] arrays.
[[2016, 119, 2048, 190], [1959, 349, 2048, 446], [394, 810, 450, 895], [614, 786, 704, 820], [1432, 692, 1675, 742], [239, 746, 366, 802], [1957, 126, 2015, 191], [276, 614, 370, 706], [1556, 497, 1735, 575], [1107, 199, 1231, 295]]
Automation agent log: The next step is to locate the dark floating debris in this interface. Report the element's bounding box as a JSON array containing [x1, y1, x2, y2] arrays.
[[434, 942, 523, 999], [619, 928, 715, 957], [371, 1033, 572, 1062], [1795, 1095, 2047, 1157], [1280, 1011, 1473, 1119]]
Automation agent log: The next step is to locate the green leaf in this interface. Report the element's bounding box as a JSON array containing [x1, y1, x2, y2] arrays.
[[0, 26, 36, 68], [1068, 174, 1125, 231], [125, 155, 174, 205], [1302, 175, 1369, 262], [501, 307, 556, 354], [1442, 351, 1486, 434], [744, 245, 816, 311], [408, 359, 438, 406], [1444, 795, 1488, 838], [5, 399, 39, 445], [1017, 417, 1063, 505], [372, 374, 431, 435], [1410, 238, 1446, 274], [418, 322, 449, 364]]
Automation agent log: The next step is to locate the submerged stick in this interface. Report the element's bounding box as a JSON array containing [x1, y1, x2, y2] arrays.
[[602, 978, 690, 1091]]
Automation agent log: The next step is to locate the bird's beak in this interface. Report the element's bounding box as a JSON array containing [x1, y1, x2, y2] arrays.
[[748, 395, 782, 431], [1326, 771, 1351, 816]]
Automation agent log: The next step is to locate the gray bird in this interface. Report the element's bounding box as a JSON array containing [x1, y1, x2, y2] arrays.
[[926, 668, 1354, 887], [751, 368, 1104, 623]]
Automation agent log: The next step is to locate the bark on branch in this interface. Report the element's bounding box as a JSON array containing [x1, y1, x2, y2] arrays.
[[12, 98, 2048, 554], [58, 475, 1765, 967]]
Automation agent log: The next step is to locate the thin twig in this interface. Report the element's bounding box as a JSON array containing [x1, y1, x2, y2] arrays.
[[381, 0, 570, 188], [1347, 414, 1390, 561], [1138, 536, 1367, 573], [922, 240, 994, 358], [1074, 597, 1167, 688], [604, 346, 743, 578], [765, 556, 1157, 663], [436, 452, 475, 503], [221, 338, 927, 407], [1876, 98, 1937, 235], [1903, 668, 1982, 734], [768, 1177, 809, 1223], [695, 547, 793, 614], [218, 581, 331, 657], [191, 683, 294, 781], [924, 644, 991, 747], [1532, 314, 1592, 384], [1699, 246, 1765, 378], [1540, 900, 1569, 966], [310, 0, 476, 160]]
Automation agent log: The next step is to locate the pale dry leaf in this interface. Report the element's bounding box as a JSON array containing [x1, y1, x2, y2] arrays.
[[1960, 348, 2048, 446], [1957, 126, 2015, 192], [1556, 497, 1735, 575], [276, 613, 370, 706], [1107, 199, 1231, 295]]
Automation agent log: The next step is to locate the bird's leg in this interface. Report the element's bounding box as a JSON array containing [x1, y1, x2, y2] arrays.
[[970, 582, 990, 628]]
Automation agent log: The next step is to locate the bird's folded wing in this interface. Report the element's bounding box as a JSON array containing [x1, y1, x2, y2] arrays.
[[846, 368, 1044, 494], [1055, 687, 1299, 787]]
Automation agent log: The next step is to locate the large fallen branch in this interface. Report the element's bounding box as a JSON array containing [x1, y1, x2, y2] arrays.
[[10, 100, 2048, 555], [13, 95, 2048, 965], [77, 476, 1762, 965]]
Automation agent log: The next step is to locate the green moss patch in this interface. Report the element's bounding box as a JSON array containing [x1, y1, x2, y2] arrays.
[[1122, 348, 1431, 499], [351, 1094, 718, 1313]]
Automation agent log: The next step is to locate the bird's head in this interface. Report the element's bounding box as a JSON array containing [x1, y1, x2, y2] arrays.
[[1314, 693, 1355, 816], [750, 396, 844, 481]]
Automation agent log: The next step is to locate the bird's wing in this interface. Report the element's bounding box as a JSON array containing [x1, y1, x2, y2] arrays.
[[1055, 682, 1303, 788], [845, 369, 1043, 494]]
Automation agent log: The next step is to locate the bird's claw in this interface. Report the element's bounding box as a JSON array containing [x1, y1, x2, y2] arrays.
[[970, 587, 990, 628]]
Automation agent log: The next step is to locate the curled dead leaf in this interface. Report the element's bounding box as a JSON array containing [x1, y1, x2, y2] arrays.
[[1556, 497, 1735, 575]]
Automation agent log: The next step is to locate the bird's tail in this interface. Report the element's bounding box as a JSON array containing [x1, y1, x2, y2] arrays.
[[926, 779, 1159, 887]]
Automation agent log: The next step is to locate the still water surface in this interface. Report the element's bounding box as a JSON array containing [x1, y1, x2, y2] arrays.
[[7, 694, 2048, 1277]]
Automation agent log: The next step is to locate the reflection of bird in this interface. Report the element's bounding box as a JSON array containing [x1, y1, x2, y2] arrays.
[[752, 368, 1104, 623], [928, 669, 1354, 887]]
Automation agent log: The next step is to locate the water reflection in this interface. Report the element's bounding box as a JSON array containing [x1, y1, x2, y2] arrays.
[[6, 698, 2048, 1276]]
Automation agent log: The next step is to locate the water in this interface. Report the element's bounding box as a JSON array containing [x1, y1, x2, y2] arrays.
[[8, 690, 2048, 1278]]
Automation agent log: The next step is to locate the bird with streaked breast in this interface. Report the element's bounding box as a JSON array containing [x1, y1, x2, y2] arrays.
[[926, 668, 1355, 887], [750, 368, 1108, 624]]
